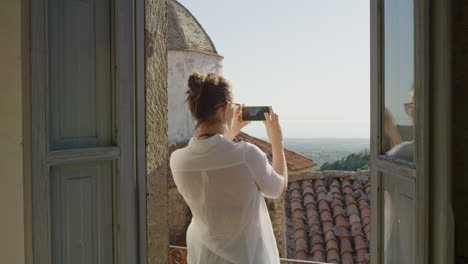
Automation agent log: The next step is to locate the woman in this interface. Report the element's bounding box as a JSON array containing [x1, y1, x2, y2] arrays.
[[170, 72, 288, 264]]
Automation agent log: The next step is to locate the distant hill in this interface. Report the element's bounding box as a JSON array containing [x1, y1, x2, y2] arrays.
[[281, 138, 370, 169], [320, 152, 370, 171]]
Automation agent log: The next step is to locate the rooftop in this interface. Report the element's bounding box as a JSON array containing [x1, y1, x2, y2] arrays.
[[285, 171, 371, 263], [168, 0, 218, 54], [234, 132, 317, 172]]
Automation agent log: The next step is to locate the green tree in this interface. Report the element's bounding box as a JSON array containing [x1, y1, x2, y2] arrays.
[[320, 152, 370, 171]]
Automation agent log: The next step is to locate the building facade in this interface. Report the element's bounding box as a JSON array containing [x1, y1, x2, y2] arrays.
[[167, 0, 223, 145]]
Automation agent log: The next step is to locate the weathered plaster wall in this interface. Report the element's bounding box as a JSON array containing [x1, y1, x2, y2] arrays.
[[0, 0, 27, 263], [145, 0, 169, 263], [168, 50, 223, 145]]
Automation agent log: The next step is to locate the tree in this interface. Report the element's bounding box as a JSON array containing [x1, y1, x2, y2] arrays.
[[320, 152, 370, 171]]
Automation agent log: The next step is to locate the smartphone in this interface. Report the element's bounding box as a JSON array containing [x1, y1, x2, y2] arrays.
[[241, 106, 270, 121]]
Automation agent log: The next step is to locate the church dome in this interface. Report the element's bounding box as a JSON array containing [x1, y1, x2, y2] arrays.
[[168, 0, 218, 54]]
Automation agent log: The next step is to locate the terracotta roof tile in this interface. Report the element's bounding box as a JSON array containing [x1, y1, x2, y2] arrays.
[[295, 237, 308, 253], [335, 214, 347, 227], [302, 180, 314, 190], [308, 218, 321, 229], [317, 192, 327, 202], [291, 189, 302, 197], [291, 201, 303, 212], [285, 174, 371, 263], [354, 235, 367, 250], [327, 249, 340, 263], [302, 185, 315, 196], [316, 185, 327, 194], [342, 253, 354, 264], [303, 194, 316, 207], [291, 202, 303, 211], [345, 194, 358, 207], [330, 185, 341, 195], [355, 235, 370, 262], [351, 223, 364, 237], [358, 199, 369, 209], [295, 250, 308, 260], [318, 200, 331, 213], [325, 192, 335, 203], [334, 226, 350, 239], [290, 181, 301, 191], [340, 238, 353, 254], [293, 210, 307, 222], [322, 221, 335, 235], [306, 206, 319, 217], [353, 181, 364, 190], [311, 250, 326, 262], [309, 224, 322, 237], [311, 234, 325, 245], [314, 179, 325, 188], [356, 190, 368, 202], [320, 211, 334, 223], [331, 198, 344, 209], [357, 247, 369, 263], [364, 183, 371, 197], [349, 214, 361, 226], [324, 232, 337, 247], [311, 242, 325, 253], [360, 206, 371, 220]]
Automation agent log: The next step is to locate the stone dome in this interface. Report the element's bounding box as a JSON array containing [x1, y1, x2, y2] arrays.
[[168, 0, 218, 54]]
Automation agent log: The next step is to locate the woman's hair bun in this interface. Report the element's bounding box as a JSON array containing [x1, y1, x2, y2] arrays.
[[186, 72, 233, 128], [187, 71, 206, 99]]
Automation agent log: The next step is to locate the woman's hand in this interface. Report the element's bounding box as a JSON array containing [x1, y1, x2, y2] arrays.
[[263, 106, 283, 146], [225, 104, 250, 141]]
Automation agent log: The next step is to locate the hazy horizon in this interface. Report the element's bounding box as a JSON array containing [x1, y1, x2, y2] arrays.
[[179, 0, 370, 139]]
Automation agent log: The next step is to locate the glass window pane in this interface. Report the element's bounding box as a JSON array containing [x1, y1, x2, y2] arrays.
[[383, 0, 415, 162]]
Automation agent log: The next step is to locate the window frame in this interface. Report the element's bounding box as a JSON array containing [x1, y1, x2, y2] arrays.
[[370, 0, 429, 263]]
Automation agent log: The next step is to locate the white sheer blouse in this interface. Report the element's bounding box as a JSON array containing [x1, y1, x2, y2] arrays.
[[170, 134, 285, 264]]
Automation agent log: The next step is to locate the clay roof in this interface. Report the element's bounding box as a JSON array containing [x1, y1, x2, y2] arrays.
[[233, 132, 317, 172], [168, 0, 218, 54], [285, 173, 371, 264]]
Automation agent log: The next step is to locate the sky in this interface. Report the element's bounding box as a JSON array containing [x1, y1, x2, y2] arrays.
[[179, 0, 370, 138]]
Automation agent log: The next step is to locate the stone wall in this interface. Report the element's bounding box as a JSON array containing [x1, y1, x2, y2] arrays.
[[168, 50, 223, 145], [266, 197, 287, 258], [167, 172, 192, 245], [145, 0, 169, 263]]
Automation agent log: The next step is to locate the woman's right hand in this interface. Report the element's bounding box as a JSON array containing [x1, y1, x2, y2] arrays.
[[263, 106, 283, 146]]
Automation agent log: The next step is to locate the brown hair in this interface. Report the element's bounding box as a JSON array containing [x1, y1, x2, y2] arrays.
[[186, 72, 233, 127]]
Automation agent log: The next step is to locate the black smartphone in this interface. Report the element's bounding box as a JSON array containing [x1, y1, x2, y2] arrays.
[[241, 106, 270, 121]]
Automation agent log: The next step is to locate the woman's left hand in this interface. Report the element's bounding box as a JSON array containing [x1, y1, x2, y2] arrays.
[[226, 104, 250, 140]]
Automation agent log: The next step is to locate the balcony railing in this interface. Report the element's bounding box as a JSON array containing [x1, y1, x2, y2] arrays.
[[168, 245, 332, 264]]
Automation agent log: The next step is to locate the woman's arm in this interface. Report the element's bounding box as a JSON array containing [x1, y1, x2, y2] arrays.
[[264, 107, 288, 198]]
